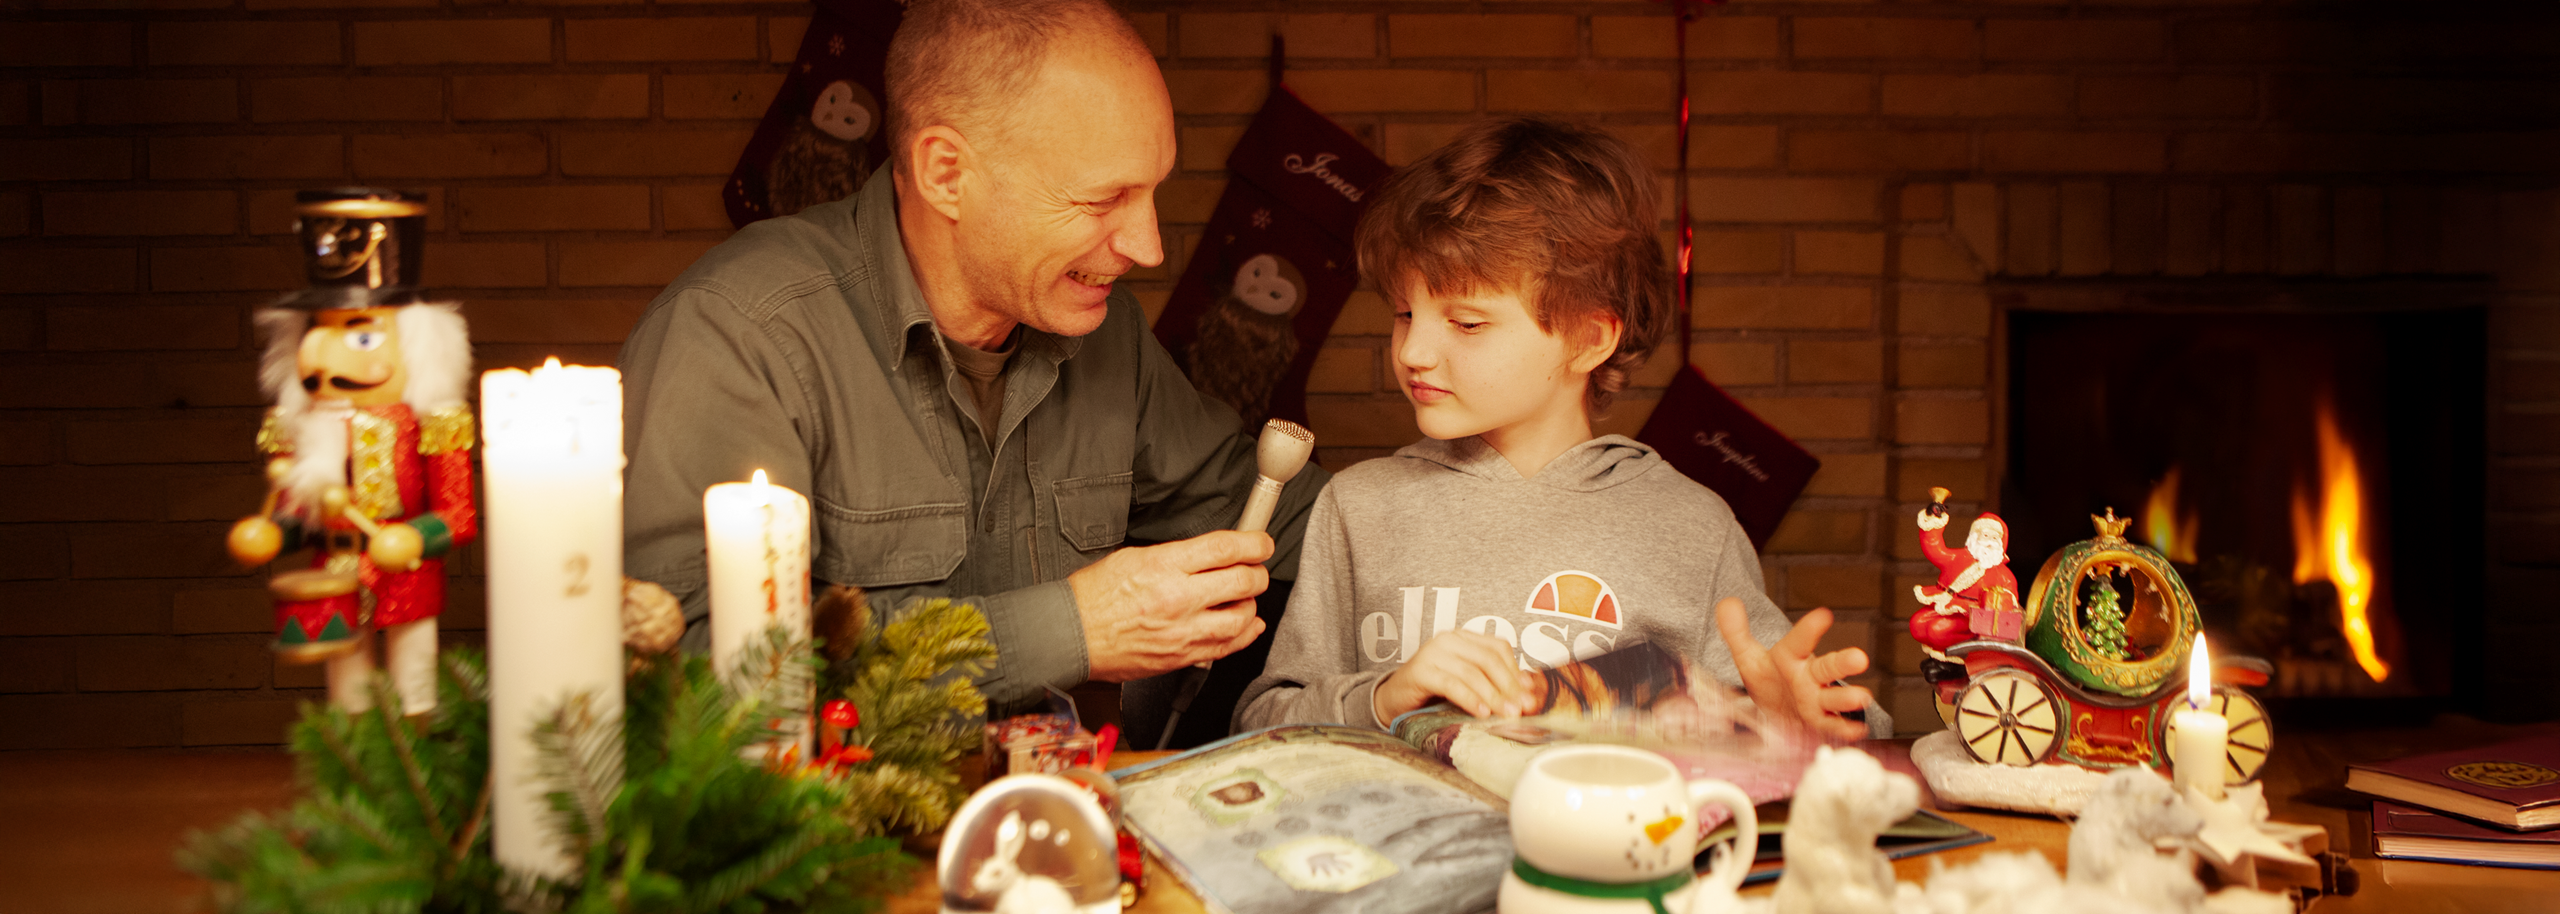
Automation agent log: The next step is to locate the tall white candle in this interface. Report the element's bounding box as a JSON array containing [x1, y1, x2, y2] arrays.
[[481, 358, 626, 879], [705, 469, 814, 762], [2171, 634, 2229, 801]]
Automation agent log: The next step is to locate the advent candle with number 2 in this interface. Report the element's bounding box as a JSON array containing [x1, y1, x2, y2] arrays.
[[481, 358, 627, 879], [2171, 633, 2228, 801]]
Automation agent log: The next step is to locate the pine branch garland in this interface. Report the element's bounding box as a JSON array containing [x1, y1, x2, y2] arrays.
[[184, 595, 993, 914], [376, 686, 449, 847], [822, 597, 993, 838]]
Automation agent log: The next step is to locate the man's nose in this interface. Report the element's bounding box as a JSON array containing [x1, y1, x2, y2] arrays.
[[1113, 192, 1164, 268]]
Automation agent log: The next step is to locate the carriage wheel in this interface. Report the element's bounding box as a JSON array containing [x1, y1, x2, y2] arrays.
[[2210, 688, 2271, 784], [1953, 669, 2060, 767], [2157, 687, 2273, 785]]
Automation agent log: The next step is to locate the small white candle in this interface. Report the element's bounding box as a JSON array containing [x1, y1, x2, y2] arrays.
[[2171, 634, 2229, 801], [481, 358, 627, 879], [705, 469, 813, 762]]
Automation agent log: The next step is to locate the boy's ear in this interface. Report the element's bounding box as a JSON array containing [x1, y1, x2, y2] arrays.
[[1569, 313, 1623, 374]]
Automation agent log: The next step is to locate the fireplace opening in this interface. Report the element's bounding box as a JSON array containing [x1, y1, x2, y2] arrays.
[[2003, 296, 2486, 715]]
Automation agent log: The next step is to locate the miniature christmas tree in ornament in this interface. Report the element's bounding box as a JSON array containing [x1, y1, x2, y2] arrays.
[[2085, 575, 2130, 660], [226, 188, 475, 717]]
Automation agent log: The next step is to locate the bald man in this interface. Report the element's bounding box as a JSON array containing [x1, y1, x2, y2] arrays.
[[618, 0, 1328, 721]]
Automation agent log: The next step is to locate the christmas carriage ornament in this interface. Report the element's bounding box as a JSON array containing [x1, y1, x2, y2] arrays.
[[226, 188, 477, 717], [1914, 496, 2274, 790]]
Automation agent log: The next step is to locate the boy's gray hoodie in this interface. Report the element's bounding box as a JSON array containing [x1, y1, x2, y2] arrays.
[[1234, 434, 1889, 736]]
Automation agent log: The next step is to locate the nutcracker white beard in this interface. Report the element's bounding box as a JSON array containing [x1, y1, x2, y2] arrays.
[[279, 404, 353, 524], [255, 303, 473, 419]]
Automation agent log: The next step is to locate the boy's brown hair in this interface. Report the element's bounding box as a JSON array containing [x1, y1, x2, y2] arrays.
[[1354, 116, 1673, 412]]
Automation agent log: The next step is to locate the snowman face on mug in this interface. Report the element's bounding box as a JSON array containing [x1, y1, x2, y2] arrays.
[[810, 80, 879, 143], [1231, 253, 1304, 317]]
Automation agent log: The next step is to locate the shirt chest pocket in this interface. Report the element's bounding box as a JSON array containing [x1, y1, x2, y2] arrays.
[[1051, 472, 1132, 553], [813, 498, 969, 588]]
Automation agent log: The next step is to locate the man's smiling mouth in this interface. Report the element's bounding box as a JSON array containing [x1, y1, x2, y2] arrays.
[[1065, 269, 1121, 287]]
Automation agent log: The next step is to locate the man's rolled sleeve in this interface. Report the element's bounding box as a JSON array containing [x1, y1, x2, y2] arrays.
[[970, 579, 1087, 710]]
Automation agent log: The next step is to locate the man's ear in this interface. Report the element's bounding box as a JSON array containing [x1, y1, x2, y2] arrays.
[[1568, 313, 1623, 374], [905, 125, 971, 222]]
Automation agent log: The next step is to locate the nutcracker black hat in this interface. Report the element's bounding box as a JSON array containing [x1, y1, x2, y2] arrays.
[[283, 187, 430, 310]]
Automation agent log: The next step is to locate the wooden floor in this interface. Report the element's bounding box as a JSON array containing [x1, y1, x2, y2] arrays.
[[6, 716, 2558, 914]]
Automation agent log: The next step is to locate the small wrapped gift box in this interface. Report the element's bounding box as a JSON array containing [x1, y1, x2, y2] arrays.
[[1970, 603, 2025, 642], [985, 714, 1100, 778]]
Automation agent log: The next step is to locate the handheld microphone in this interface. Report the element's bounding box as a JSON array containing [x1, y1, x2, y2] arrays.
[[1158, 419, 1314, 749], [1236, 419, 1314, 534]]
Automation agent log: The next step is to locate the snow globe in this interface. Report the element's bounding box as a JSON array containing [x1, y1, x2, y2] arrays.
[[939, 773, 1121, 914]]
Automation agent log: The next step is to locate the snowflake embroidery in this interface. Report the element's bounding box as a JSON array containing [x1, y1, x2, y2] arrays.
[[829, 34, 845, 56], [1250, 208, 1273, 229]]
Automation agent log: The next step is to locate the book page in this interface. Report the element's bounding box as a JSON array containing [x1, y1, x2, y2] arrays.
[[1390, 642, 1815, 816], [1116, 726, 1511, 914]]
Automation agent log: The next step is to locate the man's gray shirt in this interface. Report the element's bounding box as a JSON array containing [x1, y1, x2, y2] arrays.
[[618, 174, 1328, 712]]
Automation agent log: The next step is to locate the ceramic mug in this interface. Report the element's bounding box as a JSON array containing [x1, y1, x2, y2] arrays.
[[1500, 744, 1757, 914]]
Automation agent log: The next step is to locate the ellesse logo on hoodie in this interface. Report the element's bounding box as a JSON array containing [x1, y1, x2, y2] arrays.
[[1359, 571, 1623, 670]]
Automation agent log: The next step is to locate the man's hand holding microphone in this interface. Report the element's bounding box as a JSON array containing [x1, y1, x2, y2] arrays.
[[1069, 419, 1315, 682]]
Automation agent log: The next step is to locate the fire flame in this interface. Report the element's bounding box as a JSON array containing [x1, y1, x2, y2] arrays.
[[2290, 401, 2389, 683], [2143, 467, 2201, 564]]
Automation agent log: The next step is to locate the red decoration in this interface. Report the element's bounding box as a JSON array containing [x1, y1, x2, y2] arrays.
[[1634, 0, 1821, 547]]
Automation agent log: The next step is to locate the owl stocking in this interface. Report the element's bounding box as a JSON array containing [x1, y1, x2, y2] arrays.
[[1154, 85, 1388, 427], [724, 0, 903, 227]]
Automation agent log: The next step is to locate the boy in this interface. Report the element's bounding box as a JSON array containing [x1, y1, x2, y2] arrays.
[[1234, 118, 1885, 742]]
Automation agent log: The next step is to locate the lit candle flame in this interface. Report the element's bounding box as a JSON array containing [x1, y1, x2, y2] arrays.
[[750, 469, 770, 507], [540, 355, 563, 372], [2289, 400, 2389, 683], [2188, 633, 2211, 710]]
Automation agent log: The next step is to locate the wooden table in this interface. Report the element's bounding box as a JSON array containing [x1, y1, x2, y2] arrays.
[[7, 718, 2556, 913]]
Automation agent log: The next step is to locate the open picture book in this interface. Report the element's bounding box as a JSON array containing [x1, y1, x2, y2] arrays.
[[1110, 643, 1989, 914]]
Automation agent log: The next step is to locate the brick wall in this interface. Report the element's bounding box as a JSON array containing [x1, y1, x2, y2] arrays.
[[6, 1, 2557, 749]]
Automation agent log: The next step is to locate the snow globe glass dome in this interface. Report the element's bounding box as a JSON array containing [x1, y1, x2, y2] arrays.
[[938, 774, 1120, 914]]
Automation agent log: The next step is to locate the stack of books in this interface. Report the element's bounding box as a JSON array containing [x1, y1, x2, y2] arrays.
[[2346, 733, 2560, 869]]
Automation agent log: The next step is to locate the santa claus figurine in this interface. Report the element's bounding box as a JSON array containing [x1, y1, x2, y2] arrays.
[[1910, 487, 2022, 680], [226, 189, 476, 716]]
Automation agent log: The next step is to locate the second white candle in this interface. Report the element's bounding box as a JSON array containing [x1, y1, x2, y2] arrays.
[[705, 470, 814, 762]]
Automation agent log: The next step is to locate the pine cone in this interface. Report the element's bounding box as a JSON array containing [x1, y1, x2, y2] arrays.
[[814, 584, 870, 663], [621, 578, 685, 655]]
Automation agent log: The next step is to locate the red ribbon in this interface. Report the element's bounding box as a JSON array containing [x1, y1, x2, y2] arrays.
[[1669, 0, 1706, 363]]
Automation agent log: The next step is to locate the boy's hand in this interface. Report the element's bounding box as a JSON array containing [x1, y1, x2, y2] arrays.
[[1715, 598, 1873, 745], [1071, 530, 1272, 681], [1374, 631, 1538, 723]]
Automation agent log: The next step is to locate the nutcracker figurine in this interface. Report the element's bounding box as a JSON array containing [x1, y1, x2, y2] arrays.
[[1910, 487, 2023, 684], [225, 188, 477, 716]]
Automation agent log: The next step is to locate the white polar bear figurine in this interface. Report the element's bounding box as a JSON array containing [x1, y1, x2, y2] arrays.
[[1772, 746, 1920, 914]]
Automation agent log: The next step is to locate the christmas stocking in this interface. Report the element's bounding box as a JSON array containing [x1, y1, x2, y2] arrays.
[[1153, 82, 1388, 428], [1636, 366, 1821, 550], [723, 0, 903, 227]]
